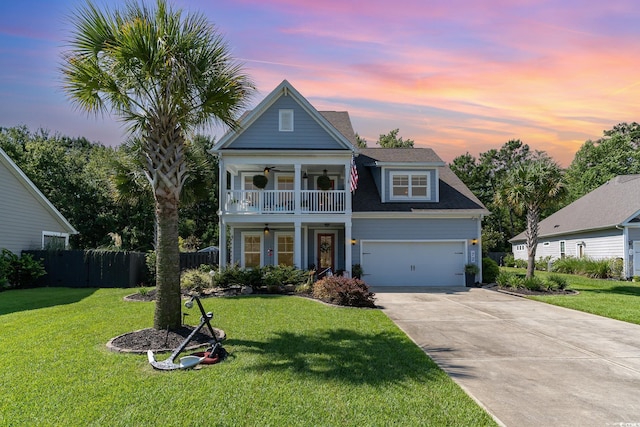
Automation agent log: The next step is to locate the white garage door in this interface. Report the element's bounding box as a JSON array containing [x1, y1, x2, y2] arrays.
[[361, 241, 466, 286]]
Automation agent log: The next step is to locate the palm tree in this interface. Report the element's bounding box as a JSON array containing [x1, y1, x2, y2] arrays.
[[61, 0, 253, 329], [495, 155, 566, 278]]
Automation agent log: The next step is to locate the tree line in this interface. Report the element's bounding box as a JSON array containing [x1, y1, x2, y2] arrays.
[[0, 126, 219, 252], [450, 122, 640, 277]]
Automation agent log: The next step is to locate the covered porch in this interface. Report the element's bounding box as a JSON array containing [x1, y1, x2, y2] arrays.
[[218, 218, 354, 276]]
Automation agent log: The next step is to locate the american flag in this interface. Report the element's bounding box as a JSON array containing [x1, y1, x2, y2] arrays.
[[350, 155, 359, 193]]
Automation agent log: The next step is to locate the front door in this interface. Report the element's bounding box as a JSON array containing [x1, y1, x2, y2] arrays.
[[317, 233, 335, 274]]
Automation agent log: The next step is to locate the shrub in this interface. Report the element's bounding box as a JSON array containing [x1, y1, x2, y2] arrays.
[[211, 264, 246, 288], [523, 276, 544, 292], [514, 259, 527, 269], [583, 258, 611, 279], [551, 256, 581, 274], [180, 268, 211, 292], [502, 253, 516, 267], [145, 251, 157, 285], [535, 256, 553, 271], [495, 271, 513, 288], [509, 275, 525, 289], [0, 249, 46, 289], [546, 274, 568, 291], [352, 264, 363, 279], [482, 258, 499, 283], [609, 258, 624, 280], [312, 276, 376, 307]]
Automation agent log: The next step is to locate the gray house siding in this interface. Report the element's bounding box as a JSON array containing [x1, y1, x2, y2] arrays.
[[0, 161, 71, 254], [351, 217, 477, 264], [230, 96, 346, 150], [517, 228, 624, 261]]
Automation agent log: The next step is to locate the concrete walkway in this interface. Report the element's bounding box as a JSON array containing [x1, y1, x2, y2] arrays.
[[374, 286, 640, 427]]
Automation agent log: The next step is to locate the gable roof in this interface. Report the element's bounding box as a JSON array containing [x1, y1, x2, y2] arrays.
[[510, 175, 640, 242], [213, 80, 356, 151], [0, 147, 77, 234], [353, 148, 489, 214]]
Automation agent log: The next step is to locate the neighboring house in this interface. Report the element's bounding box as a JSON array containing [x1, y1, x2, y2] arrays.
[[510, 175, 640, 278], [0, 147, 77, 254], [212, 80, 489, 286]]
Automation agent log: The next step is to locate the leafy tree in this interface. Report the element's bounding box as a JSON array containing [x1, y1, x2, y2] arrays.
[[377, 128, 414, 148], [450, 140, 534, 249], [354, 132, 367, 148], [0, 126, 119, 249], [565, 122, 640, 202], [494, 155, 566, 278], [61, 0, 254, 329]]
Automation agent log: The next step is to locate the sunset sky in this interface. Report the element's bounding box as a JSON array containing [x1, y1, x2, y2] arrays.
[[1, 0, 639, 166]]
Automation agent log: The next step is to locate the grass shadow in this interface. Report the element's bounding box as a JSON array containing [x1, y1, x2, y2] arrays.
[[229, 328, 454, 386], [0, 287, 98, 315]]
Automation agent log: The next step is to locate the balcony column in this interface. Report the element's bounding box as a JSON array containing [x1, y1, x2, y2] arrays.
[[294, 164, 301, 214], [218, 156, 227, 269], [344, 160, 352, 213]]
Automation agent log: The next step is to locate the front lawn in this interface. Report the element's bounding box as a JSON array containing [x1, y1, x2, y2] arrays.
[[0, 288, 495, 426], [501, 268, 640, 325]]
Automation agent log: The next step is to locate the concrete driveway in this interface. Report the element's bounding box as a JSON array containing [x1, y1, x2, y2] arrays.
[[374, 286, 640, 427]]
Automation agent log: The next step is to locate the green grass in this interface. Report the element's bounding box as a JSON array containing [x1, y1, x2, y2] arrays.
[[502, 267, 640, 324], [0, 288, 495, 426]]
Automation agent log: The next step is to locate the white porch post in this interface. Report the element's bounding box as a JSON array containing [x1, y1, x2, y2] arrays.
[[345, 221, 352, 277], [294, 220, 302, 269]]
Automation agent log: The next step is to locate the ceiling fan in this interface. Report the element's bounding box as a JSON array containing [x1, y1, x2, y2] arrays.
[[263, 166, 283, 174]]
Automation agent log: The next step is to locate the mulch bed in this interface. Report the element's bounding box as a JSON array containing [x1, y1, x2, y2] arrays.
[[111, 289, 231, 353], [107, 326, 224, 354]]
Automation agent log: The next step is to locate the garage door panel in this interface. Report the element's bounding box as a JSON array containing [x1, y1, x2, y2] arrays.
[[362, 241, 465, 286]]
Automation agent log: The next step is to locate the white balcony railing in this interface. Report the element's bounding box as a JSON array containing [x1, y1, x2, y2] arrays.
[[225, 190, 346, 214]]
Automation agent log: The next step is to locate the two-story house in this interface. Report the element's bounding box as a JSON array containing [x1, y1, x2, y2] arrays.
[[213, 80, 488, 286]]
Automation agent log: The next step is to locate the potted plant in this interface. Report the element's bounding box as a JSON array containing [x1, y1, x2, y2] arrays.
[[252, 174, 268, 189], [464, 263, 479, 287], [317, 174, 331, 191]]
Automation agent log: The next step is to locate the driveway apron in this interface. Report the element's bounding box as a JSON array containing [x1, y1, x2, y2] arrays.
[[374, 287, 640, 427]]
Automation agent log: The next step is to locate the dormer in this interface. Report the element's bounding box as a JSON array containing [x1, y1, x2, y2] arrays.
[[357, 148, 445, 203]]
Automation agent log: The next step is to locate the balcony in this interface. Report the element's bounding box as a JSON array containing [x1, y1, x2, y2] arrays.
[[224, 190, 347, 214]]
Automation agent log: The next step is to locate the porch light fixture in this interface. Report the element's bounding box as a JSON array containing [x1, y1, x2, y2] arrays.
[[471, 239, 478, 246], [264, 224, 270, 234], [303, 172, 308, 179], [351, 238, 357, 245]]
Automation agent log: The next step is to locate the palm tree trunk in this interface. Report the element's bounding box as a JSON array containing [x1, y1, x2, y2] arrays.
[[525, 206, 540, 279], [145, 114, 188, 330], [154, 195, 182, 329]]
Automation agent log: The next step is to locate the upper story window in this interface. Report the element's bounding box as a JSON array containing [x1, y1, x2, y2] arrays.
[[390, 171, 430, 201], [279, 109, 294, 131]]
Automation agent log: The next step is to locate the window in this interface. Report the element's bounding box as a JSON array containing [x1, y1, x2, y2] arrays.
[[243, 175, 258, 190], [515, 244, 525, 251], [279, 109, 294, 131], [560, 241, 566, 259], [242, 233, 262, 268], [42, 231, 68, 250], [390, 172, 430, 200], [275, 233, 294, 266], [276, 175, 294, 190]]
